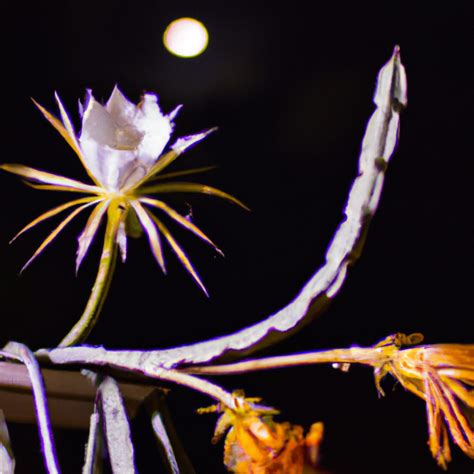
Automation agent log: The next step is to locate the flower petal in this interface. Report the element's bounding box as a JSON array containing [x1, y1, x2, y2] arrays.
[[424, 373, 452, 469], [130, 201, 166, 273], [106, 87, 172, 179], [80, 90, 163, 191], [140, 197, 223, 255], [428, 369, 474, 459], [167, 104, 183, 121], [21, 200, 100, 272], [86, 90, 175, 190], [0, 163, 103, 194], [125, 129, 217, 192], [105, 86, 137, 127], [81, 91, 118, 146], [171, 128, 217, 155], [149, 213, 208, 296], [80, 93, 133, 189], [133, 93, 173, 167], [80, 141, 142, 192], [76, 200, 110, 272], [10, 196, 99, 244]]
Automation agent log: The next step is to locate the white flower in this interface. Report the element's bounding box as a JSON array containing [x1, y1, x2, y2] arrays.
[[79, 87, 178, 192], [1, 87, 247, 294]]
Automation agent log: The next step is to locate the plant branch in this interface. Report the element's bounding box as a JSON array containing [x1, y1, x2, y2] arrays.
[[36, 347, 237, 409], [147, 391, 197, 474], [96, 375, 137, 474], [68, 45, 405, 368], [0, 409, 15, 474], [3, 342, 60, 474], [38, 48, 406, 371], [149, 369, 236, 407], [82, 410, 101, 474]]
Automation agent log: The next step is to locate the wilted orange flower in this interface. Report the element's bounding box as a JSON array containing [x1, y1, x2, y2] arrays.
[[199, 392, 324, 473], [375, 336, 474, 469]]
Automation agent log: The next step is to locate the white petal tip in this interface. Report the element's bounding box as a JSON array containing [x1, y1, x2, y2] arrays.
[[144, 92, 157, 100], [171, 127, 217, 155], [75, 258, 82, 275], [78, 99, 84, 118], [118, 245, 127, 263], [141, 93, 159, 106], [195, 277, 209, 297], [167, 104, 183, 121], [19, 261, 32, 275], [82, 89, 95, 117]]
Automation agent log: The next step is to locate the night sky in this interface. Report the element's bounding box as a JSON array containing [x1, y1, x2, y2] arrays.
[[2, 1, 473, 473]]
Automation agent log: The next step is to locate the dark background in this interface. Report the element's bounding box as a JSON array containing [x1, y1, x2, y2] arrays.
[[2, 1, 472, 472]]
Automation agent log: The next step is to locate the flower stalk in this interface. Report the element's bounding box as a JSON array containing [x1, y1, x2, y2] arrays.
[[59, 203, 123, 346]]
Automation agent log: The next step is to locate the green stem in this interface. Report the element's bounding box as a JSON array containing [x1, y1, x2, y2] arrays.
[[59, 208, 120, 347], [148, 369, 236, 408]]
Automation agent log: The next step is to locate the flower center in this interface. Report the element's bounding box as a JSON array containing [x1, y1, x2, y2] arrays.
[[112, 126, 143, 151]]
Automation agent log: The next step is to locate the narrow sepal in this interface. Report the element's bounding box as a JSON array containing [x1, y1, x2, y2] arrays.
[[137, 181, 249, 210], [131, 201, 166, 273], [10, 196, 98, 244], [150, 213, 208, 296], [0, 163, 102, 194], [76, 200, 110, 272], [140, 197, 223, 256], [32, 97, 83, 160], [21, 200, 100, 272]]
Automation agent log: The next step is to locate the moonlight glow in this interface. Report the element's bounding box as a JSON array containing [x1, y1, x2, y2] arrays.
[[163, 18, 209, 58]]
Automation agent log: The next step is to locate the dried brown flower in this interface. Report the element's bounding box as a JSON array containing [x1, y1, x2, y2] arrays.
[[376, 337, 474, 469], [199, 392, 324, 473]]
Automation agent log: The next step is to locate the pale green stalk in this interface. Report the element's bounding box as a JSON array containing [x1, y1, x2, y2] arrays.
[[182, 347, 390, 375], [59, 205, 121, 347]]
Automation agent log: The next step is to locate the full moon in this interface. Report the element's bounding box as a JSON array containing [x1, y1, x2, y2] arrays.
[[163, 18, 209, 58]]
